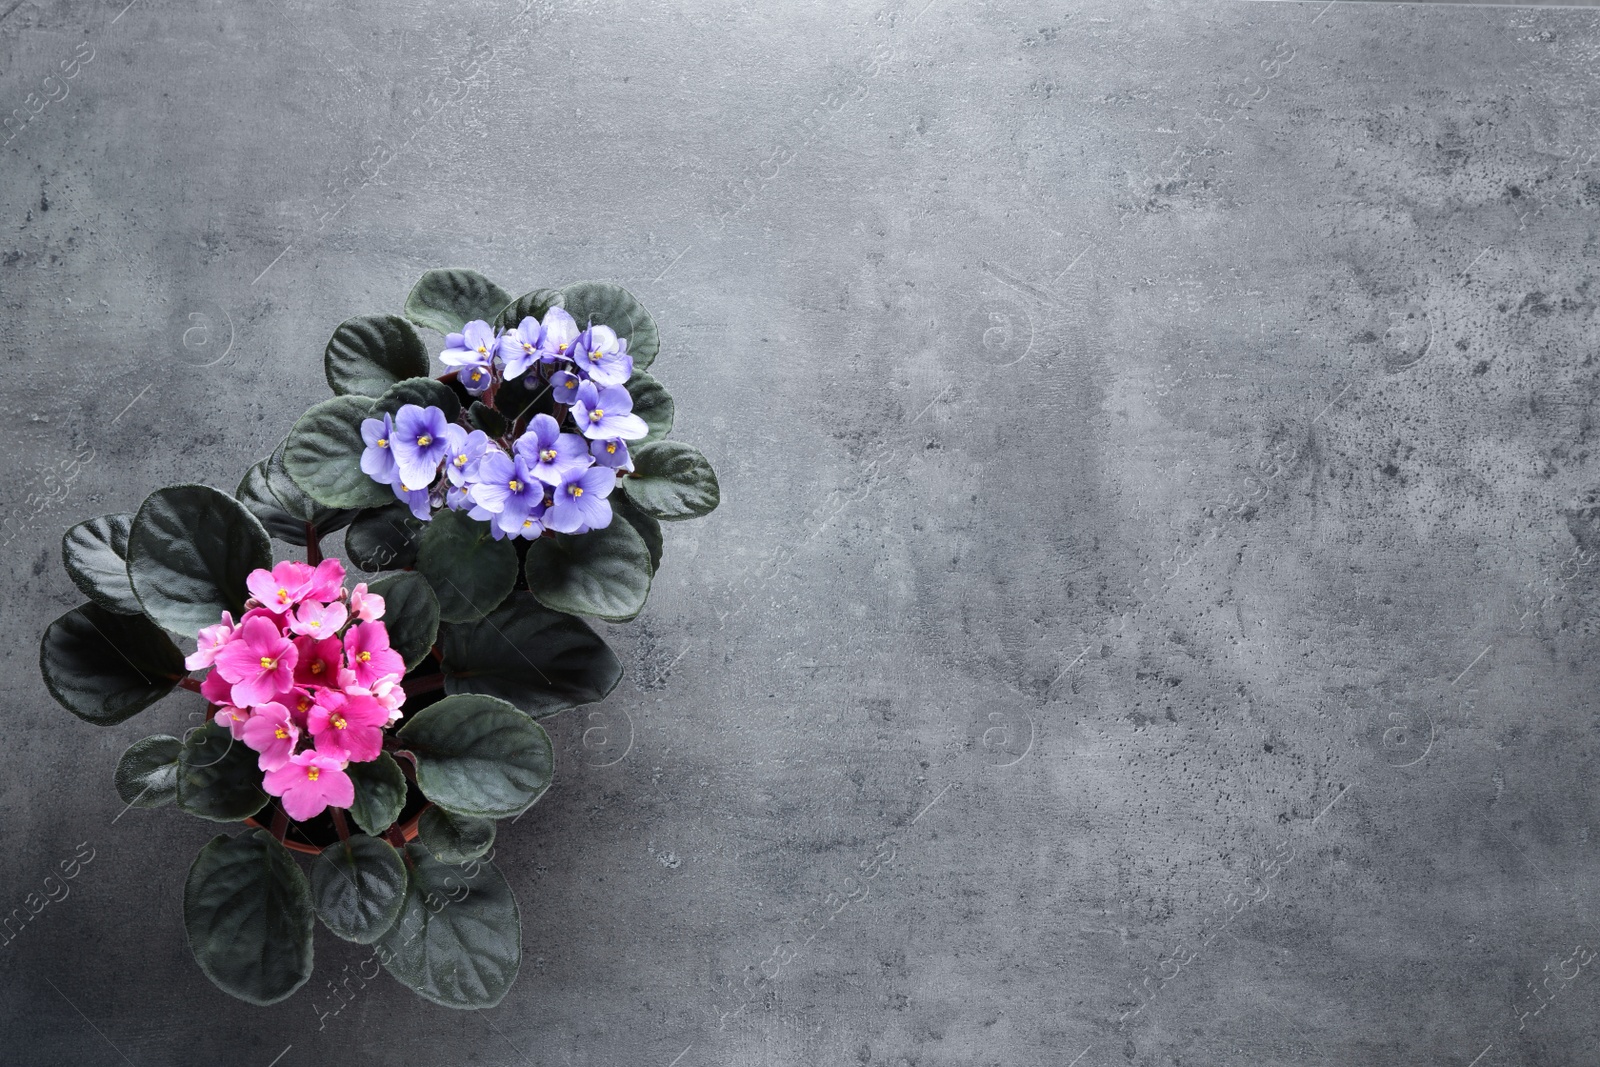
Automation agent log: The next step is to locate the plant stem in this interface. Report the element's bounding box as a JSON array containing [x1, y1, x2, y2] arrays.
[[306, 527, 323, 566], [178, 677, 204, 693], [269, 805, 289, 842], [331, 808, 351, 844]]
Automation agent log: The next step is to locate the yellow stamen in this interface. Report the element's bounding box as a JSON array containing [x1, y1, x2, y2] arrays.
[[417, 434, 432, 446], [306, 767, 320, 782], [509, 479, 523, 492], [358, 650, 371, 662], [331, 714, 347, 730], [605, 442, 617, 454], [297, 697, 311, 712], [274, 726, 289, 740], [590, 409, 604, 421], [276, 588, 290, 603], [310, 661, 325, 675], [377, 437, 388, 448], [455, 453, 468, 466], [476, 344, 488, 355], [259, 656, 277, 670], [540, 449, 556, 463], [571, 486, 584, 498]]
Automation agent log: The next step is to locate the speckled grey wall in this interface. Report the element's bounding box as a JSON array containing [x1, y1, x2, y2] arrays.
[[5, 0, 1600, 1063]]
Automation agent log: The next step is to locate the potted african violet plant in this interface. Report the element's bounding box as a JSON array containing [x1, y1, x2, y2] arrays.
[[38, 270, 719, 1008]]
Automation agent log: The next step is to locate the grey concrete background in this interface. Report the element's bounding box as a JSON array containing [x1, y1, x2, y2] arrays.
[[3, 0, 1600, 1063]]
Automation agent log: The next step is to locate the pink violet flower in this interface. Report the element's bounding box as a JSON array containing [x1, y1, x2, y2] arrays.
[[288, 599, 348, 638], [200, 667, 233, 707], [262, 751, 353, 822], [213, 615, 299, 707], [215, 706, 251, 741], [185, 611, 236, 671], [349, 583, 385, 622], [292, 636, 344, 688], [240, 702, 299, 771], [343, 622, 404, 689], [302, 558, 348, 603], [245, 560, 316, 614], [308, 692, 389, 763]]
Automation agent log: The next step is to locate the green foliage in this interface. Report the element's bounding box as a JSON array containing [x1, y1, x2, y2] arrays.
[[560, 281, 659, 371], [628, 370, 674, 442], [127, 485, 273, 637], [310, 834, 408, 944], [176, 721, 268, 823], [371, 376, 461, 425], [185, 830, 314, 1005], [416, 807, 496, 864], [405, 268, 512, 336], [492, 287, 563, 331], [346, 753, 407, 837], [61, 514, 140, 614], [522, 520, 652, 621], [416, 509, 519, 623], [325, 314, 430, 397], [40, 604, 185, 725], [378, 843, 520, 1008], [345, 502, 426, 573], [621, 441, 721, 521], [366, 571, 440, 671], [114, 735, 183, 808], [439, 592, 621, 717], [397, 694, 553, 819], [283, 396, 397, 510]]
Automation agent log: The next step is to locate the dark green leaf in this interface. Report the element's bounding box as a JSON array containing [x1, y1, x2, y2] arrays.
[[264, 438, 360, 542], [325, 314, 430, 397], [370, 376, 461, 425], [417, 807, 496, 864], [397, 694, 552, 819], [114, 734, 182, 808], [628, 370, 674, 443], [493, 372, 553, 424], [185, 830, 314, 1005], [440, 592, 621, 717], [621, 441, 720, 521], [560, 281, 660, 371], [492, 287, 563, 332], [126, 484, 273, 637], [466, 401, 507, 437], [176, 721, 268, 823], [405, 268, 512, 336], [347, 753, 407, 837], [522, 519, 652, 622], [378, 843, 520, 1009], [283, 396, 396, 510], [611, 492, 663, 574], [345, 502, 427, 573], [367, 571, 439, 671], [62, 514, 141, 614], [416, 510, 519, 623], [311, 834, 407, 944], [236, 460, 308, 545], [40, 603, 185, 725]]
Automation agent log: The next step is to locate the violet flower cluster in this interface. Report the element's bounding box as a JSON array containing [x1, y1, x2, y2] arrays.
[[360, 309, 649, 540], [186, 559, 406, 821]]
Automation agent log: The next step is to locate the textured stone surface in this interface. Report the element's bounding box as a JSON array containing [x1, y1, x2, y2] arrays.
[[5, 0, 1600, 1063]]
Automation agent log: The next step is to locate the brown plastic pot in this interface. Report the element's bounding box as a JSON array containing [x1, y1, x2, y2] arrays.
[[245, 802, 431, 856]]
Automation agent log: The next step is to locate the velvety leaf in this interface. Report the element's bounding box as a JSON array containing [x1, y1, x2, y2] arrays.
[[114, 734, 182, 808], [440, 592, 621, 717], [367, 571, 439, 671], [405, 268, 512, 336], [347, 753, 407, 837], [40, 603, 185, 725], [283, 396, 396, 510], [185, 830, 314, 1005], [311, 834, 407, 944], [560, 281, 660, 371], [628, 370, 674, 443], [345, 502, 427, 573], [127, 484, 273, 637], [236, 460, 307, 545], [466, 401, 507, 437], [611, 492, 663, 574], [62, 514, 141, 614], [492, 287, 563, 332], [416, 807, 496, 864], [621, 441, 720, 521], [522, 519, 652, 622], [378, 843, 520, 1008], [397, 694, 553, 819], [370, 376, 461, 425], [176, 721, 269, 823], [325, 314, 430, 397], [416, 510, 519, 623]]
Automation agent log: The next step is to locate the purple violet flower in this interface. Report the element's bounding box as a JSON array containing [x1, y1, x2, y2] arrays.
[[572, 325, 633, 387], [360, 412, 398, 484], [513, 413, 593, 486], [468, 450, 543, 522], [391, 404, 449, 488], [441, 424, 490, 487], [571, 381, 648, 441], [543, 465, 616, 534], [589, 436, 633, 471], [536, 308, 580, 364], [498, 317, 542, 380], [440, 320, 498, 373], [549, 370, 581, 405], [389, 472, 432, 522]]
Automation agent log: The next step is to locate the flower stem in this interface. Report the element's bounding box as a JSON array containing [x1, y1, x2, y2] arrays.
[[403, 674, 446, 699], [269, 805, 289, 842], [306, 527, 323, 566], [178, 677, 204, 693], [331, 808, 351, 844]]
